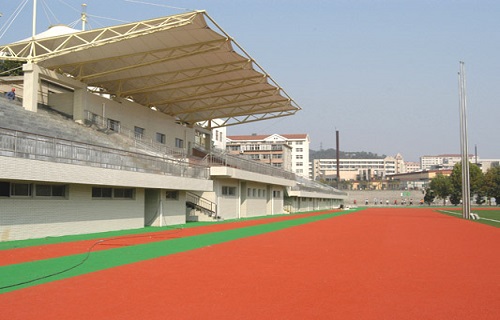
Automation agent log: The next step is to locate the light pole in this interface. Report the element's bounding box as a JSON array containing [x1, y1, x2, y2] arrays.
[[458, 61, 471, 219]]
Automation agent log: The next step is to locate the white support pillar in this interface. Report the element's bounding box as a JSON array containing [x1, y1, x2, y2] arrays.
[[22, 63, 40, 112], [73, 88, 88, 124]]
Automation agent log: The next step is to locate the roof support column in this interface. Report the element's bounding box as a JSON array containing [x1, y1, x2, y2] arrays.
[[22, 63, 40, 112], [73, 88, 88, 124]]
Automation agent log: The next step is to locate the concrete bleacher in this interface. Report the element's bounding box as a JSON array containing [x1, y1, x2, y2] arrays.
[[0, 98, 129, 150], [346, 189, 425, 206], [0, 97, 208, 179]]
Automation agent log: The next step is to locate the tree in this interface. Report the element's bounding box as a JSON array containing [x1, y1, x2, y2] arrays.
[[429, 173, 451, 205], [0, 60, 24, 76], [424, 187, 435, 206], [448, 162, 484, 204], [483, 166, 500, 205]]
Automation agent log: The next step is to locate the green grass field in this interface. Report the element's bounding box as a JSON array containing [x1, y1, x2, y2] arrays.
[[437, 208, 500, 227]]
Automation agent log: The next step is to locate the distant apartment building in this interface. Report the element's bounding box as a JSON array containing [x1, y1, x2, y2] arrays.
[[211, 122, 227, 151], [312, 154, 406, 182], [420, 154, 475, 170], [404, 161, 421, 172], [479, 159, 500, 172], [388, 169, 453, 190], [226, 134, 310, 178]]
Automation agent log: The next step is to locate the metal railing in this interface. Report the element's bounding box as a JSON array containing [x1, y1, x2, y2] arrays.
[[186, 192, 217, 218], [84, 110, 187, 161], [205, 149, 296, 180], [291, 176, 347, 196], [83, 111, 298, 181], [0, 127, 209, 179]]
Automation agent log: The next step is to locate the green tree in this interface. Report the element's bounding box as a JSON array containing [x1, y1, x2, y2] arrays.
[[449, 162, 484, 204], [483, 166, 500, 205], [424, 187, 435, 205], [449, 192, 461, 206], [429, 173, 451, 205], [0, 60, 24, 76]]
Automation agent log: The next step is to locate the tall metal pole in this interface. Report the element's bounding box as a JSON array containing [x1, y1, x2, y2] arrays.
[[458, 61, 471, 219], [336, 130, 340, 189], [81, 3, 87, 31], [32, 0, 37, 38]]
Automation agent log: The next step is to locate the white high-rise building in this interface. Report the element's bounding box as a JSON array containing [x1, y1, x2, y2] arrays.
[[226, 133, 310, 178], [420, 154, 474, 170], [312, 154, 406, 181]]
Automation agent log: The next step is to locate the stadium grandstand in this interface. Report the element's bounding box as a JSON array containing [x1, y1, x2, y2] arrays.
[[0, 11, 346, 241]]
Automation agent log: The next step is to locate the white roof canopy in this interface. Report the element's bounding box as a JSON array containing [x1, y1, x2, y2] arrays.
[[0, 11, 301, 128]]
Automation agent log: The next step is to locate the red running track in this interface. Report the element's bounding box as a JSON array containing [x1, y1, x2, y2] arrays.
[[0, 210, 335, 266], [1, 208, 499, 319]]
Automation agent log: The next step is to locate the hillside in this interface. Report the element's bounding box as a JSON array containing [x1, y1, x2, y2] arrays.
[[310, 148, 386, 160]]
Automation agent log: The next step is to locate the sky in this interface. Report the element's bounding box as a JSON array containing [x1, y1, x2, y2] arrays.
[[1, 0, 499, 162]]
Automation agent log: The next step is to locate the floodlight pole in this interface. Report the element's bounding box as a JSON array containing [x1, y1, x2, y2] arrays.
[[336, 130, 340, 189], [458, 61, 471, 219], [81, 3, 88, 31], [32, 0, 37, 38]]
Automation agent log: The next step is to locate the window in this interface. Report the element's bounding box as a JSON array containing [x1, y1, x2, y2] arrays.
[[92, 187, 134, 199], [222, 186, 236, 196], [107, 118, 120, 132], [156, 133, 166, 144], [37, 185, 52, 197], [114, 188, 134, 199], [92, 187, 112, 198], [296, 162, 303, 167], [296, 141, 303, 145], [175, 138, 184, 148], [36, 184, 66, 197], [0, 181, 9, 197], [87, 111, 99, 124], [11, 183, 32, 196], [166, 190, 179, 200], [248, 144, 260, 151], [273, 190, 281, 198], [247, 188, 252, 197], [296, 148, 303, 152], [296, 155, 303, 159], [134, 126, 145, 139], [0, 182, 66, 198]]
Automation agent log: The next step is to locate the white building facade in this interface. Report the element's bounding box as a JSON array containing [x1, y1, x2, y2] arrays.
[[420, 154, 475, 170], [226, 134, 311, 178], [312, 154, 406, 181]]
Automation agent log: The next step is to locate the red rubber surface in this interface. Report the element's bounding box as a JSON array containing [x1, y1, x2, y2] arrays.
[[0, 210, 335, 266], [1, 208, 499, 319]]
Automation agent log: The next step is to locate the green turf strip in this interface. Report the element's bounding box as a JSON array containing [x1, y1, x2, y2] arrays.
[[436, 209, 500, 227], [0, 209, 355, 294], [0, 210, 339, 250]]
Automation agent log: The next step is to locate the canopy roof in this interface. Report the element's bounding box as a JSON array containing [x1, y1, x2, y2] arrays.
[[0, 11, 300, 128]]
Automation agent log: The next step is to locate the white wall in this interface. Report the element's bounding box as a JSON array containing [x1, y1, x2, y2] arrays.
[[160, 190, 187, 226], [269, 186, 284, 215], [49, 92, 197, 153], [243, 181, 268, 218], [214, 178, 240, 220], [0, 184, 145, 241]]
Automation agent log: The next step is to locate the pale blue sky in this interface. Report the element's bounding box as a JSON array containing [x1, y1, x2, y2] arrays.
[[1, 0, 499, 162]]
